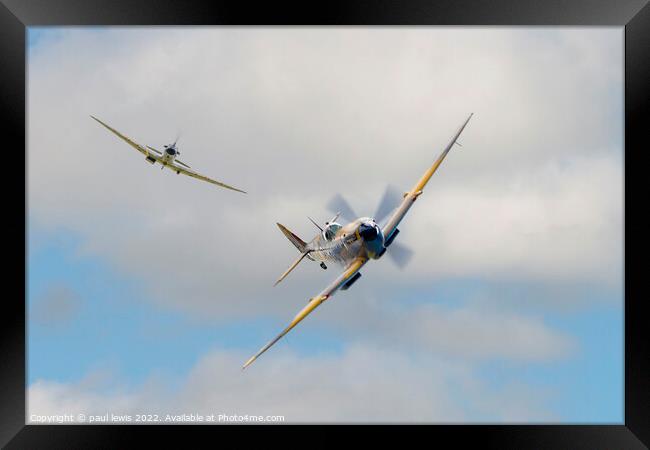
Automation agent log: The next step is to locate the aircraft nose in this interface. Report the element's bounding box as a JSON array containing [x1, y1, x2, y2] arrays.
[[359, 222, 378, 241]]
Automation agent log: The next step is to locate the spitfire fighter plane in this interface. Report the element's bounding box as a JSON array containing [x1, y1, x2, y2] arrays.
[[242, 113, 474, 369], [90, 116, 246, 193]]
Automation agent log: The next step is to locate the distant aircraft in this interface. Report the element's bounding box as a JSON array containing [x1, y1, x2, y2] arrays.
[[242, 113, 474, 369], [90, 116, 246, 193]]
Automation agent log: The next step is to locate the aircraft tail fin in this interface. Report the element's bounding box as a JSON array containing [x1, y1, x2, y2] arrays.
[[276, 223, 307, 253]]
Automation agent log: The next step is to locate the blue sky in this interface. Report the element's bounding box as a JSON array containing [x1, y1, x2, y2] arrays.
[[27, 27, 623, 423], [28, 221, 623, 422]]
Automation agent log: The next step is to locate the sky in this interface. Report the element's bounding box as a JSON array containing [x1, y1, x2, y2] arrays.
[[27, 27, 623, 423]]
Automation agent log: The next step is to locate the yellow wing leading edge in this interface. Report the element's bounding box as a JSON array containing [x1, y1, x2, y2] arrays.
[[242, 257, 367, 370], [170, 163, 247, 194], [90, 115, 152, 157], [382, 113, 473, 241]]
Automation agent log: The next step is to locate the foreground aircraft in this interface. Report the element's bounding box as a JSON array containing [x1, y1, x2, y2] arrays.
[[242, 113, 474, 369], [90, 116, 246, 193]]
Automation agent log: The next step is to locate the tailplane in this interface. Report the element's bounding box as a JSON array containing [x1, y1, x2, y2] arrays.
[[276, 223, 307, 253], [274, 251, 310, 286], [275, 223, 310, 286]]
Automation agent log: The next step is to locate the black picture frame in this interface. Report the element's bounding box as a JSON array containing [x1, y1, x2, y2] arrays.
[[2, 0, 648, 447]]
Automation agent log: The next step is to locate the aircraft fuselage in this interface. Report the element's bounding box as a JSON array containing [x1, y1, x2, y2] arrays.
[[161, 147, 177, 164], [305, 217, 385, 266]]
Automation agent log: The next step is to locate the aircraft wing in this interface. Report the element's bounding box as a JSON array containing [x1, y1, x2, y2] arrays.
[[169, 162, 247, 194], [90, 116, 156, 159], [242, 256, 368, 369], [382, 113, 473, 242]]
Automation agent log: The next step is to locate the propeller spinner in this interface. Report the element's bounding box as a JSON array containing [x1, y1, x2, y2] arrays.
[[327, 187, 413, 268]]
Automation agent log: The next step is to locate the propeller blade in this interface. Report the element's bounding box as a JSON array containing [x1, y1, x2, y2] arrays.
[[374, 184, 403, 225], [387, 241, 414, 269], [326, 194, 358, 222]]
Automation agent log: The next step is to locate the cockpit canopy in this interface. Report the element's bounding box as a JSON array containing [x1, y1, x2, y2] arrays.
[[323, 222, 342, 241]]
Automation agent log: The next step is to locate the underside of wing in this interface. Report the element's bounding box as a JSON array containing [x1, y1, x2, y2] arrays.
[[242, 257, 367, 369], [91, 116, 150, 157], [171, 163, 247, 194]]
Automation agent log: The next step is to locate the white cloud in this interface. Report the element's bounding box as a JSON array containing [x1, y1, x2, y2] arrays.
[[398, 153, 623, 284], [325, 298, 575, 361], [28, 345, 558, 423]]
